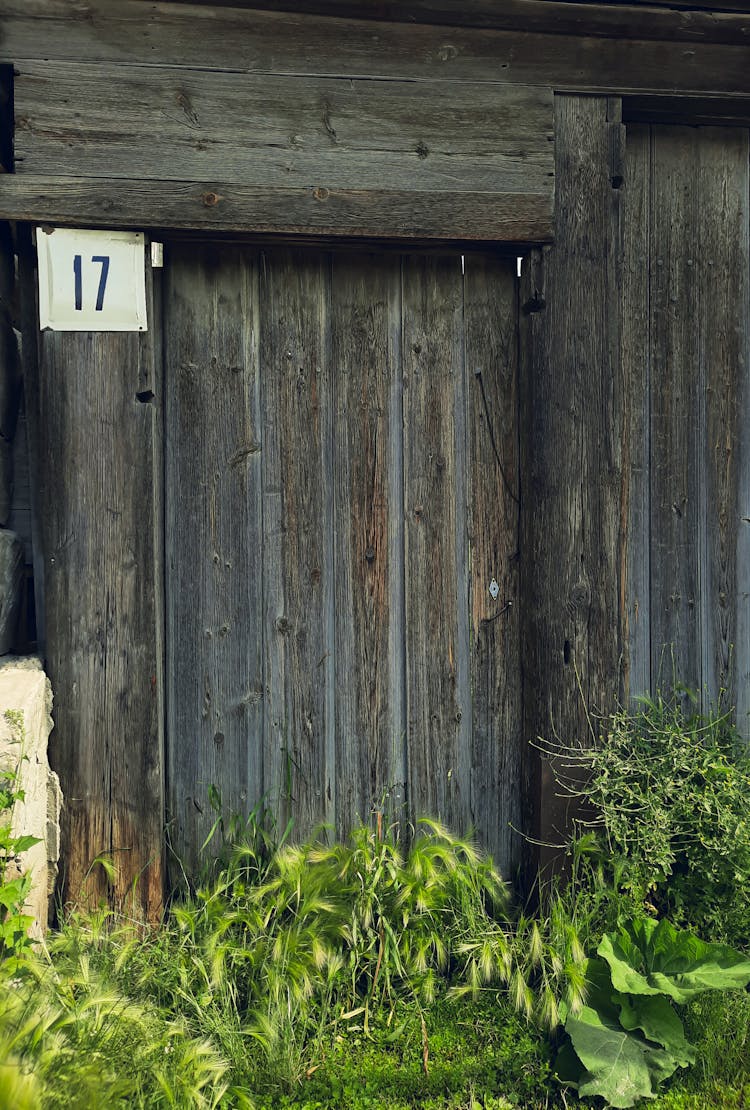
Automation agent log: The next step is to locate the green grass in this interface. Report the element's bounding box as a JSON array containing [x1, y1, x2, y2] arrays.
[[1, 884, 746, 1109], [3, 688, 750, 1110]]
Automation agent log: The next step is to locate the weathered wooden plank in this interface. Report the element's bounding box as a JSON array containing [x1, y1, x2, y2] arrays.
[[697, 128, 750, 712], [402, 255, 469, 832], [463, 255, 522, 876], [3, 0, 750, 68], [330, 254, 405, 832], [0, 176, 554, 244], [520, 96, 623, 867], [14, 63, 553, 196], [16, 229, 46, 657], [621, 124, 651, 702], [212, 0, 750, 36], [259, 250, 334, 836], [8, 407, 33, 567], [649, 127, 701, 693], [164, 243, 263, 875], [30, 317, 163, 915], [730, 141, 750, 737], [625, 97, 750, 127], [0, 66, 11, 174]]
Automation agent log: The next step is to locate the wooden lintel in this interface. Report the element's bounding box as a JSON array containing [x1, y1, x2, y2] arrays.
[[2, 4, 750, 91], [156, 0, 750, 44], [0, 176, 554, 244], [624, 95, 750, 127]]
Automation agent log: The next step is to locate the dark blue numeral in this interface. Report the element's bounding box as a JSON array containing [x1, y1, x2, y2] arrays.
[[73, 254, 82, 310], [92, 255, 110, 311]]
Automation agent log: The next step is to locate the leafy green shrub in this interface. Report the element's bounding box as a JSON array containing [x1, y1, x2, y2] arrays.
[[552, 691, 750, 946], [557, 919, 750, 1108]]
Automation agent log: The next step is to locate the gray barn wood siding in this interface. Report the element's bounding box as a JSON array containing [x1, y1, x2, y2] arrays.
[[624, 124, 750, 723], [1, 1, 749, 907], [164, 245, 522, 877]]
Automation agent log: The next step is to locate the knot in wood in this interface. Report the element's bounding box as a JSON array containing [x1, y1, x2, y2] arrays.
[[436, 44, 459, 62], [365, 546, 375, 563], [201, 191, 221, 208], [570, 581, 590, 609], [313, 187, 330, 201]]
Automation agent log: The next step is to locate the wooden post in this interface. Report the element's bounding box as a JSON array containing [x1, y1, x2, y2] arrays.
[[21, 233, 165, 919], [520, 95, 626, 875]]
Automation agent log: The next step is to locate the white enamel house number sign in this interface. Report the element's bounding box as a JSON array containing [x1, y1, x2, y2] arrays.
[[36, 227, 148, 331]]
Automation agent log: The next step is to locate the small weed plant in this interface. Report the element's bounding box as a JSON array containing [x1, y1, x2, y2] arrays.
[[0, 709, 40, 973]]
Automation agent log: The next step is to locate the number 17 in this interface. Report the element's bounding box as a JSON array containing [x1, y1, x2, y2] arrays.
[[73, 254, 111, 312]]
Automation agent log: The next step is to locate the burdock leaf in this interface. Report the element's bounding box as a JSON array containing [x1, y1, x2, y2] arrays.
[[566, 1004, 654, 1108], [599, 919, 750, 1003]]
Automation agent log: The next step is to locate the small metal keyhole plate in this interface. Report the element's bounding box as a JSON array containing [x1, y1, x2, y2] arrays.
[[489, 578, 500, 599]]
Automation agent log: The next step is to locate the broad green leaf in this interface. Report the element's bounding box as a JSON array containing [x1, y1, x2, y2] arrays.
[[11, 835, 41, 854], [0, 877, 30, 908], [582, 957, 622, 1022], [565, 1004, 655, 1108], [599, 919, 750, 1002], [617, 993, 695, 1066], [554, 1037, 583, 1088]]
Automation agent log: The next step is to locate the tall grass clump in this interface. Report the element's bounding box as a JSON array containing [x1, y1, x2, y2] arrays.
[[147, 819, 524, 1088]]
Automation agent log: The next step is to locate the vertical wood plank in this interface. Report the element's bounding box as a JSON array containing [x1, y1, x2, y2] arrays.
[[698, 129, 750, 715], [164, 243, 263, 875], [649, 127, 701, 693], [260, 250, 334, 837], [34, 317, 163, 916], [403, 255, 469, 833], [729, 134, 750, 736], [621, 124, 652, 701], [331, 254, 406, 834], [464, 255, 522, 876], [519, 96, 624, 869]]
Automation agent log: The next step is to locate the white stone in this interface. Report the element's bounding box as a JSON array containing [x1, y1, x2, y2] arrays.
[[0, 656, 61, 935]]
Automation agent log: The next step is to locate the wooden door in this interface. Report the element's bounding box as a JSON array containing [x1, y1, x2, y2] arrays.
[[163, 245, 524, 876]]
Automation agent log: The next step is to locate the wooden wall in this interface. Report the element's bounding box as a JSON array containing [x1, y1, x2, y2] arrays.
[[623, 124, 750, 723], [520, 100, 750, 861], [2, 1, 750, 906]]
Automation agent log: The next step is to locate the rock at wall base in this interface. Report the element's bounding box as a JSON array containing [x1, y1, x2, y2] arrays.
[[0, 657, 59, 934]]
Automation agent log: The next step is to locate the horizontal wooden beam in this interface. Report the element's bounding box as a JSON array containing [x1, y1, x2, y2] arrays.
[[156, 0, 750, 42], [624, 95, 750, 127], [2, 3, 750, 91], [14, 63, 553, 197], [0, 175, 553, 242]]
